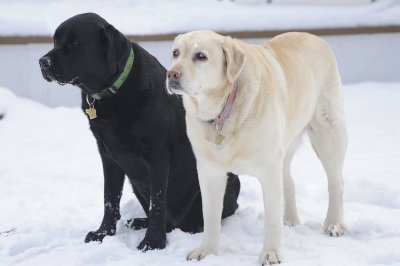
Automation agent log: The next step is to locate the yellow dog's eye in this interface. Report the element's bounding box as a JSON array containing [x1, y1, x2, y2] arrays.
[[172, 49, 180, 58], [194, 52, 207, 61]]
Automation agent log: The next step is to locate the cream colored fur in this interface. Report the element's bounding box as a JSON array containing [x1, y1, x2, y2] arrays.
[[166, 30, 347, 265]]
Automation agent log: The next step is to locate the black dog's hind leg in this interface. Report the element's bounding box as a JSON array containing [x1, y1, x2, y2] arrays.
[[125, 183, 150, 230], [137, 158, 168, 251], [85, 144, 125, 243], [126, 217, 149, 230], [222, 173, 241, 218]]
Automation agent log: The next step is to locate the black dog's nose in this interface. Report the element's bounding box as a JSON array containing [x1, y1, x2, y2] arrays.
[[39, 56, 51, 69], [167, 70, 181, 81]]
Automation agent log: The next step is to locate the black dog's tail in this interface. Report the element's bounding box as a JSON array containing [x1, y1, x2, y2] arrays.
[[0, 113, 4, 120]]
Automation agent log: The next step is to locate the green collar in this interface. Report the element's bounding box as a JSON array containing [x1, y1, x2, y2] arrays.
[[91, 48, 134, 100]]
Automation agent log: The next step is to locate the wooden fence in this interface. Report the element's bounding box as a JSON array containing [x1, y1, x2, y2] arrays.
[[1, 25, 400, 44]]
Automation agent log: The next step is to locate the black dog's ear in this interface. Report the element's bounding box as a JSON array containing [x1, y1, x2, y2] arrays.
[[99, 24, 129, 71], [99, 25, 115, 69]]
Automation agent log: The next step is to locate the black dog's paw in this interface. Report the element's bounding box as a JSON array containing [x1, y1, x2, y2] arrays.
[[125, 218, 149, 230], [137, 237, 166, 252], [84, 229, 114, 243]]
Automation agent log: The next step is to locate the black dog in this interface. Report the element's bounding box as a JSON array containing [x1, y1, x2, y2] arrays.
[[39, 13, 240, 251]]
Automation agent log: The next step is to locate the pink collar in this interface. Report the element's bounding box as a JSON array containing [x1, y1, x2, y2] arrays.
[[208, 80, 239, 131]]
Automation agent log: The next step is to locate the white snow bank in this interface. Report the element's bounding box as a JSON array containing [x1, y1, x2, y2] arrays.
[[0, 82, 399, 265], [0, 0, 399, 36]]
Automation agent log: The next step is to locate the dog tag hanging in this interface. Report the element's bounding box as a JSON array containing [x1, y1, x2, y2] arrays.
[[85, 95, 97, 120], [85, 107, 97, 120], [215, 123, 225, 150], [215, 132, 225, 146]]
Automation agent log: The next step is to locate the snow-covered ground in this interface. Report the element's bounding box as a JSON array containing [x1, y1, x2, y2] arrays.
[[0, 0, 399, 36], [0, 82, 399, 265]]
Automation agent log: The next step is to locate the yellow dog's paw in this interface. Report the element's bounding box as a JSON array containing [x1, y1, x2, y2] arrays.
[[259, 250, 282, 265], [324, 223, 345, 237], [284, 217, 300, 227], [186, 246, 217, 261]]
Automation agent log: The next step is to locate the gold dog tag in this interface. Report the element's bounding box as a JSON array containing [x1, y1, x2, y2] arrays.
[[85, 107, 97, 120], [215, 132, 225, 147]]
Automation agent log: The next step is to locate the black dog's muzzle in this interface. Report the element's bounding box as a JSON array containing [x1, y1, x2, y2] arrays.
[[39, 54, 79, 86], [39, 55, 55, 82], [39, 55, 51, 70]]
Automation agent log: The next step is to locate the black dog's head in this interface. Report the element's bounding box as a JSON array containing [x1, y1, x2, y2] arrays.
[[39, 13, 130, 95]]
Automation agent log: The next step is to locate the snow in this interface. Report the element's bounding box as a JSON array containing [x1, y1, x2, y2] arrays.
[[0, 0, 399, 36], [0, 82, 399, 265]]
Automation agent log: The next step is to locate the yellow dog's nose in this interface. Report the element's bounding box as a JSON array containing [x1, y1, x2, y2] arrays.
[[167, 69, 181, 81]]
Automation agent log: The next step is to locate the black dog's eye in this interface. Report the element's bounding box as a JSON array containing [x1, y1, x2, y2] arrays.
[[69, 42, 79, 48], [172, 49, 180, 58], [65, 42, 79, 52], [194, 52, 207, 61]]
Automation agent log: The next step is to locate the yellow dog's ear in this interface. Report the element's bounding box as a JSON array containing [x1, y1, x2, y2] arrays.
[[222, 37, 246, 83]]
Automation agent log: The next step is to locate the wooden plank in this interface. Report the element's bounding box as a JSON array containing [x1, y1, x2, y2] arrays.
[[270, 0, 373, 4], [0, 36, 53, 45], [1, 25, 400, 44]]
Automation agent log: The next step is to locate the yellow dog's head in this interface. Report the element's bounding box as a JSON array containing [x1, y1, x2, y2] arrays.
[[166, 30, 246, 98]]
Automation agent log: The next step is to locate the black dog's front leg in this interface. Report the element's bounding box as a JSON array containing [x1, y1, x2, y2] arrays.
[[85, 146, 125, 243], [137, 159, 168, 251]]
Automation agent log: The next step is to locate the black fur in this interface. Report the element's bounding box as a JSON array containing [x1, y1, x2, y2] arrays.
[[39, 13, 240, 251]]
